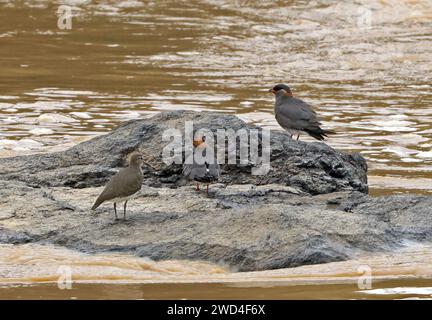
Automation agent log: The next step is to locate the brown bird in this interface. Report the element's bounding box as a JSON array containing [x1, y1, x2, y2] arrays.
[[91, 152, 144, 220], [183, 136, 220, 195], [270, 84, 335, 141]]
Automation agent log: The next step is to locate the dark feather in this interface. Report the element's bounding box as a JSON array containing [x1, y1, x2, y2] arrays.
[[304, 128, 335, 141]]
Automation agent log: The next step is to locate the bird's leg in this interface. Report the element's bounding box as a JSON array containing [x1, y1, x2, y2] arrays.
[[296, 134, 300, 140], [196, 183, 200, 191], [123, 200, 128, 221], [206, 184, 209, 195], [114, 202, 118, 220]]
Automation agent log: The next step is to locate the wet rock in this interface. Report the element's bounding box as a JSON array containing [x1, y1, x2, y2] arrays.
[[0, 180, 431, 271], [0, 227, 33, 244], [0, 110, 367, 195], [1, 111, 425, 271]]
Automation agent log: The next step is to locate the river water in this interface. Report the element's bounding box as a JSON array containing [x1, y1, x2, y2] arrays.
[[1, 243, 432, 299], [0, 0, 432, 299]]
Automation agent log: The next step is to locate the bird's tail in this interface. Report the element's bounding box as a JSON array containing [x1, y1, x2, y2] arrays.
[[305, 128, 335, 141]]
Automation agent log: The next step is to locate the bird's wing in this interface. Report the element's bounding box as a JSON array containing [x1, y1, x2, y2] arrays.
[[190, 163, 208, 180], [97, 167, 142, 202], [183, 150, 220, 180], [208, 162, 221, 178], [117, 168, 143, 196], [276, 98, 321, 130]]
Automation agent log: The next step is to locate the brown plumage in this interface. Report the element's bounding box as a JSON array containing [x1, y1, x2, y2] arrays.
[[91, 152, 144, 220]]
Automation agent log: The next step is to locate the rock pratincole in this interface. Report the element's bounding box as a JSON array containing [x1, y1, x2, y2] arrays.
[[270, 84, 334, 141], [91, 152, 144, 220], [183, 136, 220, 195]]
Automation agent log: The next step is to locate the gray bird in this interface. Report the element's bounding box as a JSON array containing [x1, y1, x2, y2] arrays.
[[183, 136, 220, 195], [91, 152, 144, 220], [270, 84, 334, 141]]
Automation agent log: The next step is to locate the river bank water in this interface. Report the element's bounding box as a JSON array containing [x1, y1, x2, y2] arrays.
[[1, 243, 432, 299]]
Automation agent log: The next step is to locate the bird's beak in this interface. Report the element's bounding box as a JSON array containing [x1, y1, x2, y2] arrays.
[[269, 89, 276, 94]]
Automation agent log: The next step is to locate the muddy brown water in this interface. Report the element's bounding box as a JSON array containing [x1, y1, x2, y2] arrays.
[[0, 244, 432, 300], [0, 0, 432, 299], [1, 280, 431, 300]]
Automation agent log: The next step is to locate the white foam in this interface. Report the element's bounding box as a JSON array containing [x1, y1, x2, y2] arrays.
[[29, 128, 54, 136], [15, 101, 72, 110], [416, 151, 432, 159], [37, 113, 78, 123], [369, 119, 416, 132], [121, 111, 140, 119], [0, 103, 13, 109], [396, 134, 428, 145], [0, 139, 18, 149], [26, 89, 96, 98], [13, 139, 44, 151], [350, 118, 417, 132], [70, 112, 92, 119], [400, 158, 423, 163], [1, 116, 17, 124], [359, 287, 432, 295], [0, 96, 19, 100], [382, 146, 418, 158], [116, 0, 144, 8]]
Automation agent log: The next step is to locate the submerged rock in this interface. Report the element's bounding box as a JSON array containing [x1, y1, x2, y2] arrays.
[[0, 110, 367, 195]]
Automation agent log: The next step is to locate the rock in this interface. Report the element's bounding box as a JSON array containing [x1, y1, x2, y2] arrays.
[[0, 110, 367, 195], [0, 227, 33, 244], [6, 110, 422, 272], [0, 179, 431, 271]]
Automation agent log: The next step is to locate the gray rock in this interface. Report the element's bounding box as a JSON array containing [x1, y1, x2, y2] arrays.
[[1, 111, 425, 272], [0, 180, 431, 271], [0, 227, 33, 244], [0, 111, 368, 195]]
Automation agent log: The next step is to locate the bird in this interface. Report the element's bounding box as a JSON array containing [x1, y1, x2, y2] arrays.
[[91, 152, 144, 220], [269, 83, 334, 141], [182, 136, 220, 195]]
